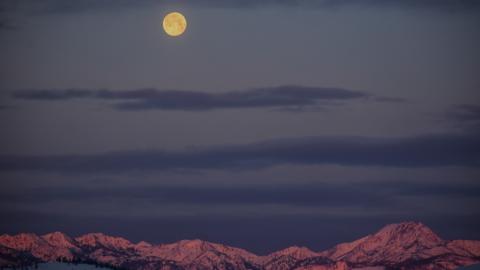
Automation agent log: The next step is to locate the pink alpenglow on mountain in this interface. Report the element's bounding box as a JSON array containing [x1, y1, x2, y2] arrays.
[[1, 222, 479, 270]]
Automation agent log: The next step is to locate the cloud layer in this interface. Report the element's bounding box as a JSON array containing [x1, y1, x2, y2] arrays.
[[1, 132, 478, 173], [12, 86, 369, 111], [2, 0, 480, 14], [3, 179, 479, 207]]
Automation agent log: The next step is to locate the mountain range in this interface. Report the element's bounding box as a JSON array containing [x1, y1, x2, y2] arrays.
[[1, 222, 479, 270]]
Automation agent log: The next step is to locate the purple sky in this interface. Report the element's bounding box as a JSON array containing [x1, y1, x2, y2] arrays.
[[0, 0, 479, 254]]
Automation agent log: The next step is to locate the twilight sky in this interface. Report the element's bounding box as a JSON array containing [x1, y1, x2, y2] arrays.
[[0, 0, 479, 254]]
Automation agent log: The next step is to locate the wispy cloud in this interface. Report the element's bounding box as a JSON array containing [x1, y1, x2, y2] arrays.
[[0, 132, 478, 173], [444, 104, 480, 131], [447, 104, 480, 122], [12, 86, 371, 111]]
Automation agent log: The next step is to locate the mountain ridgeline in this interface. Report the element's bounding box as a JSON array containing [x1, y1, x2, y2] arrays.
[[1, 222, 479, 270]]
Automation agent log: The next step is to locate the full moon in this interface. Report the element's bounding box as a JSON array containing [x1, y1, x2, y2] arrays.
[[163, 12, 187, 37]]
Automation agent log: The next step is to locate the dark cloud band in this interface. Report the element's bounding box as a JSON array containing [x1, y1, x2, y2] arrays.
[[2, 0, 480, 14], [3, 179, 478, 206], [0, 132, 478, 173], [12, 86, 369, 111]]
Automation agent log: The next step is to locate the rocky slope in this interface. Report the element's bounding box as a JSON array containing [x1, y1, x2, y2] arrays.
[[0, 222, 479, 270]]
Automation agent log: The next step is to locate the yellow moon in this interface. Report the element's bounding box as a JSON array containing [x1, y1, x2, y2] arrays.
[[163, 12, 187, 37]]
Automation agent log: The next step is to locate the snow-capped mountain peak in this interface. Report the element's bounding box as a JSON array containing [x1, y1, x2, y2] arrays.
[[1, 222, 479, 270], [374, 221, 443, 246], [268, 246, 318, 260], [0, 233, 44, 251], [134, 240, 152, 250], [75, 233, 133, 249], [42, 232, 76, 248], [322, 221, 479, 269]]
